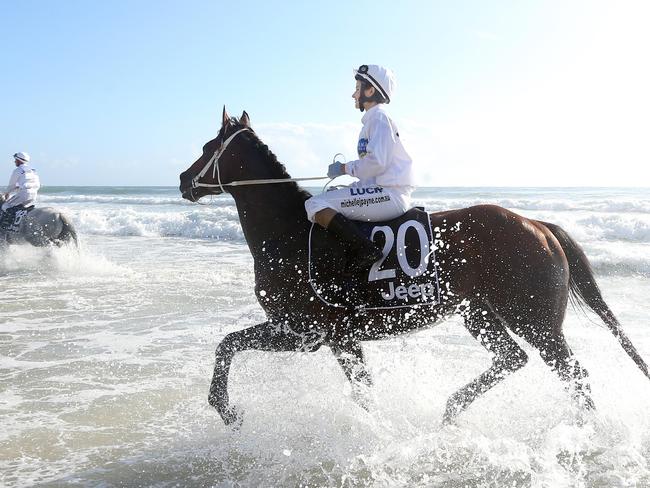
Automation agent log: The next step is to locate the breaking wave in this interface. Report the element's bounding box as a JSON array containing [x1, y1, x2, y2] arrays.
[[37, 187, 650, 275]]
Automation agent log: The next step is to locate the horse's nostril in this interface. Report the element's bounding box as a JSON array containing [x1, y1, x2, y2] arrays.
[[180, 187, 196, 202]]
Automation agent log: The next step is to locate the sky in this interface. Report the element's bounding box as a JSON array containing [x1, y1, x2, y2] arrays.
[[2, 0, 649, 187]]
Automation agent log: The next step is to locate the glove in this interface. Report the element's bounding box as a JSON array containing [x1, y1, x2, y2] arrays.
[[327, 161, 345, 178]]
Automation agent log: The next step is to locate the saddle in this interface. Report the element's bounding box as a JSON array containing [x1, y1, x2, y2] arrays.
[[0, 205, 34, 233], [309, 207, 441, 311]]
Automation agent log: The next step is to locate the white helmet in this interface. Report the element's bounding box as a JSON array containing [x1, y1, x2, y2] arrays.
[[13, 152, 30, 164], [353, 64, 396, 103]]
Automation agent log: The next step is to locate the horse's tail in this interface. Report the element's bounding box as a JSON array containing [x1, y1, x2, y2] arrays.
[[542, 221, 650, 380], [57, 214, 79, 249]]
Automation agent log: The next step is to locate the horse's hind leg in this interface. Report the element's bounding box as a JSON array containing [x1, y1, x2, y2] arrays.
[[209, 321, 319, 426], [331, 339, 373, 410], [530, 332, 595, 411], [501, 292, 596, 413], [443, 302, 528, 424]]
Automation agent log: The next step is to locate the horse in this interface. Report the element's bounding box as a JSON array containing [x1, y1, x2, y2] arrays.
[[0, 195, 78, 248], [179, 108, 649, 427]]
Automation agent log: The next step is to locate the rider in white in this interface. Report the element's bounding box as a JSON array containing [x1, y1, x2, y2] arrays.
[[305, 64, 415, 272], [1, 152, 41, 226]]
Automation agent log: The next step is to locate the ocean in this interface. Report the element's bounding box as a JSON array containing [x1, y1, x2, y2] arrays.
[[1, 186, 649, 487]]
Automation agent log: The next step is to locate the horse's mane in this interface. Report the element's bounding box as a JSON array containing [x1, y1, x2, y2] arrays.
[[241, 129, 312, 203]]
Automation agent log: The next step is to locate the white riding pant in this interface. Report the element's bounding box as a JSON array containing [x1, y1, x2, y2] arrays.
[[305, 184, 413, 223], [2, 191, 36, 211]]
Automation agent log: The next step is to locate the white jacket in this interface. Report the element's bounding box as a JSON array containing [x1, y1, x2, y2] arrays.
[[344, 104, 414, 189], [6, 164, 40, 199]]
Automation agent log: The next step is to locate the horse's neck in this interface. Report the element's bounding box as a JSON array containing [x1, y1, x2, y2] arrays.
[[231, 186, 310, 256]]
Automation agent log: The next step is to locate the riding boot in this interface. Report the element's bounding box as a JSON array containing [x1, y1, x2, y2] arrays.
[[327, 213, 382, 273], [0, 209, 8, 230]]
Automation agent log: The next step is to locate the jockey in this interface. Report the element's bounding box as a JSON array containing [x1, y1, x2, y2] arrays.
[[0, 152, 41, 227], [304, 64, 415, 272]]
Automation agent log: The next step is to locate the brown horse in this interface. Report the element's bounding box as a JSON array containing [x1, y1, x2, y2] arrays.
[[179, 108, 649, 426]]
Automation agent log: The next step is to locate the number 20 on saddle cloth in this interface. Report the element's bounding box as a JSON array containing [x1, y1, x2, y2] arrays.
[[308, 208, 441, 311]]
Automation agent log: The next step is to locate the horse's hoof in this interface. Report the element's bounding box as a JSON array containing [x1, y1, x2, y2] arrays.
[[221, 404, 243, 429], [580, 394, 596, 411], [208, 395, 243, 428], [352, 388, 374, 412], [442, 409, 456, 426], [442, 395, 464, 425]]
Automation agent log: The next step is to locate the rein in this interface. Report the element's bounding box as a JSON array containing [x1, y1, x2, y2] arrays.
[[191, 128, 329, 192]]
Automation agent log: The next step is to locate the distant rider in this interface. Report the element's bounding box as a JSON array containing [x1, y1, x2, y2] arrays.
[[304, 64, 415, 272], [0, 152, 41, 229]]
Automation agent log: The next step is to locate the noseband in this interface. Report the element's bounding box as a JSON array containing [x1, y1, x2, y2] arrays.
[[190, 127, 328, 195], [191, 128, 251, 194]]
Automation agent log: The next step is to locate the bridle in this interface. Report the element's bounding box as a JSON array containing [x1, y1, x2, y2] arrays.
[[190, 127, 328, 197]]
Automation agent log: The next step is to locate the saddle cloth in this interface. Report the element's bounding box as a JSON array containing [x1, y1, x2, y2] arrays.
[[308, 207, 441, 311], [0, 205, 34, 233]]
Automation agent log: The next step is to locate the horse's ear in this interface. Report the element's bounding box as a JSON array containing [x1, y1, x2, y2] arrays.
[[240, 110, 251, 128], [222, 106, 230, 127]]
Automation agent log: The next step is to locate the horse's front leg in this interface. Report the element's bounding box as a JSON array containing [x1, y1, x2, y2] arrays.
[[331, 339, 373, 411], [209, 321, 312, 426]]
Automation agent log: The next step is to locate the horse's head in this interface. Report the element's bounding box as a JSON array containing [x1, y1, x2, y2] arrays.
[[179, 106, 252, 202]]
